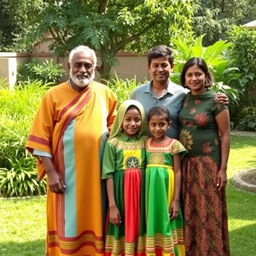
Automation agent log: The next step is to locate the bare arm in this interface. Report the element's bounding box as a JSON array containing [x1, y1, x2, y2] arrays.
[[170, 153, 182, 219], [106, 178, 121, 225], [215, 109, 230, 190], [39, 156, 65, 193]]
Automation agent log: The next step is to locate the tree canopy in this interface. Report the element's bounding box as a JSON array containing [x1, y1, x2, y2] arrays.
[[0, 0, 43, 51], [192, 0, 256, 45], [28, 0, 194, 79]]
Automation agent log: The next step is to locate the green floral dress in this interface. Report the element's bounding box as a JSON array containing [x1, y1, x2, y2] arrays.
[[179, 90, 230, 256]]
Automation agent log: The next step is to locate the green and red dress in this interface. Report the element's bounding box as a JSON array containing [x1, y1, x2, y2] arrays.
[[145, 138, 186, 256], [179, 90, 230, 256], [102, 133, 147, 256]]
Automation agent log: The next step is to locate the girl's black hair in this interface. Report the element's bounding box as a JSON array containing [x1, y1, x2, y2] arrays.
[[180, 57, 213, 88], [147, 106, 171, 122]]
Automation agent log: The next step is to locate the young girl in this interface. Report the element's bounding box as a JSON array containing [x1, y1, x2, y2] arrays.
[[145, 106, 186, 256], [102, 100, 147, 256]]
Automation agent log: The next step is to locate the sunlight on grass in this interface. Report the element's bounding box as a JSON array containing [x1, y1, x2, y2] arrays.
[[228, 219, 255, 231], [228, 135, 256, 178]]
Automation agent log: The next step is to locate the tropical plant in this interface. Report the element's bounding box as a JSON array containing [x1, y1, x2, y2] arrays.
[[171, 35, 239, 103], [0, 165, 46, 198], [17, 59, 65, 85], [27, 0, 193, 80]]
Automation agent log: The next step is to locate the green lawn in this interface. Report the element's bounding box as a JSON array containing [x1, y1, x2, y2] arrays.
[[227, 134, 256, 256], [0, 197, 46, 256], [0, 134, 255, 256]]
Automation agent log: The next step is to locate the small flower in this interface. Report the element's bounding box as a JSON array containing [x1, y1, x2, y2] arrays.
[[195, 112, 209, 127], [202, 142, 212, 154], [180, 129, 193, 151]]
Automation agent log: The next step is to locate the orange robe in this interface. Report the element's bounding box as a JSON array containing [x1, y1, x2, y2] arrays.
[[26, 81, 117, 256]]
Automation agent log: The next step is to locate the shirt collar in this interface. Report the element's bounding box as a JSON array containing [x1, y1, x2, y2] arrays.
[[145, 80, 177, 95]]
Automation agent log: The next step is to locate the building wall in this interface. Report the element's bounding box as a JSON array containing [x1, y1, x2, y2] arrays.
[[0, 51, 150, 88]]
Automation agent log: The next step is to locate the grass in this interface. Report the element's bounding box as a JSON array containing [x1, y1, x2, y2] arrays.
[[0, 134, 255, 256], [0, 197, 46, 256], [227, 134, 256, 256]]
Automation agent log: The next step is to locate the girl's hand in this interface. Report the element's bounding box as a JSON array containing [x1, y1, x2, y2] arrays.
[[216, 169, 227, 191], [109, 206, 121, 225], [169, 200, 179, 220]]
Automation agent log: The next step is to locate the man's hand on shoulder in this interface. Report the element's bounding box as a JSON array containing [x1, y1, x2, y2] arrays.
[[216, 92, 229, 105]]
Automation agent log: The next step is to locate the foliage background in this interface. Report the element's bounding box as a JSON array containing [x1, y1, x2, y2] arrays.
[[227, 26, 256, 131], [0, 81, 47, 197]]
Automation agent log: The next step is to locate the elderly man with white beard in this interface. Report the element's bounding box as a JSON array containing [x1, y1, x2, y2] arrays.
[[26, 45, 117, 256]]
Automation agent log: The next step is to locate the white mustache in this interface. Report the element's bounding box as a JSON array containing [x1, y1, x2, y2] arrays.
[[76, 74, 90, 79]]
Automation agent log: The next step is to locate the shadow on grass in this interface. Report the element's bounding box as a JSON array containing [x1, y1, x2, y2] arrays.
[[226, 183, 256, 221], [229, 223, 256, 256], [0, 239, 45, 256]]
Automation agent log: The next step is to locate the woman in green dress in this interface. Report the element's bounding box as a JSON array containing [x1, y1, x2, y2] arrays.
[[179, 57, 230, 256], [145, 106, 186, 256]]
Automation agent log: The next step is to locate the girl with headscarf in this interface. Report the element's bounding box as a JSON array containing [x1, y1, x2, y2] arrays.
[[102, 100, 147, 256]]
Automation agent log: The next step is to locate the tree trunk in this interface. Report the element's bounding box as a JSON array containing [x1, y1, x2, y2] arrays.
[[97, 62, 112, 84]]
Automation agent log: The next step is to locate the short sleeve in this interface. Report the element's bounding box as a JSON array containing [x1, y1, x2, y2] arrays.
[[214, 102, 228, 116], [102, 142, 116, 179], [170, 139, 187, 156], [33, 149, 52, 158]]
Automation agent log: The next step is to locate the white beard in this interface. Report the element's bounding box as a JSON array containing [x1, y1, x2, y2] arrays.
[[69, 72, 95, 88]]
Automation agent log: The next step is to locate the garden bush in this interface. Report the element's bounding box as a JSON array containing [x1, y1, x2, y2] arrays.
[[235, 107, 256, 131], [0, 81, 48, 197], [17, 59, 65, 85], [228, 26, 256, 131]]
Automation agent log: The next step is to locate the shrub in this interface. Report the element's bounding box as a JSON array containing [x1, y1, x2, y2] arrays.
[[17, 59, 65, 85], [227, 26, 256, 130], [0, 81, 48, 197], [107, 75, 139, 105], [235, 107, 256, 131]]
